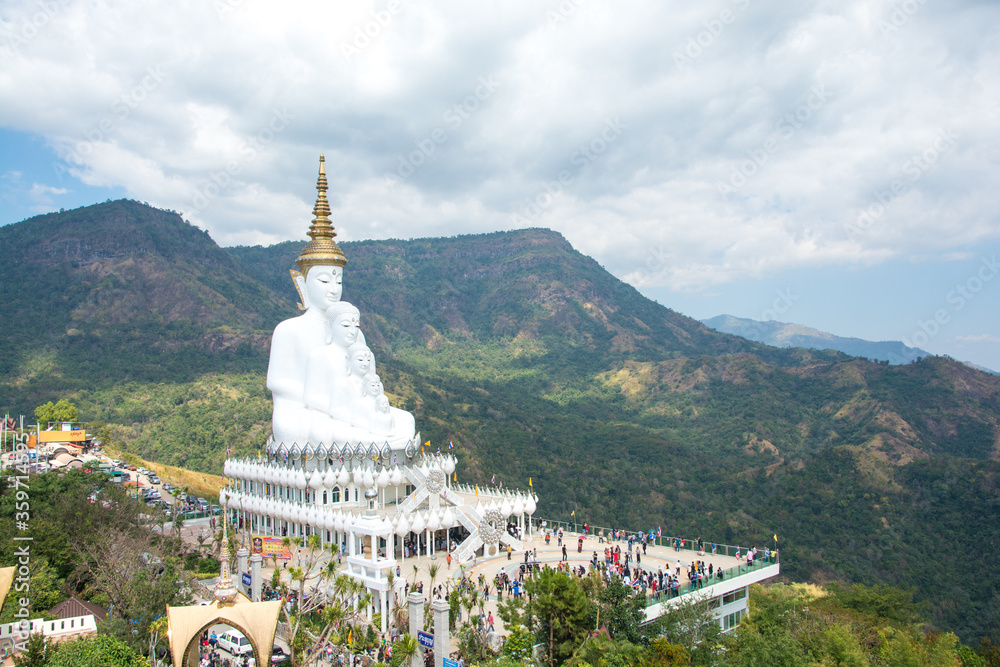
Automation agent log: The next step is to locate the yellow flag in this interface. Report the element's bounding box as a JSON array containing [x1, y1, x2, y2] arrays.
[[453, 472, 457, 482], [773, 534, 777, 542], [424, 440, 430, 447], [529, 477, 533, 487], [348, 629, 352, 645], [571, 510, 575, 516], [474, 486, 479, 498]]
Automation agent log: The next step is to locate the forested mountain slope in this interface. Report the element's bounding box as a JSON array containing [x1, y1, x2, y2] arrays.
[[1, 200, 998, 642]]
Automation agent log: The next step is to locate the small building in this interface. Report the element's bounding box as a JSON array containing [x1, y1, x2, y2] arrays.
[[48, 597, 107, 622]]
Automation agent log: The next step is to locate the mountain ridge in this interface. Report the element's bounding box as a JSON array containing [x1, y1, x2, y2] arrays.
[[1, 200, 999, 642]]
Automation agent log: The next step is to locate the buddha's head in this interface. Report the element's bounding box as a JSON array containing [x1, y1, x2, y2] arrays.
[[348, 343, 374, 376], [323, 302, 360, 347], [375, 394, 390, 413], [305, 265, 343, 310], [362, 373, 383, 397]]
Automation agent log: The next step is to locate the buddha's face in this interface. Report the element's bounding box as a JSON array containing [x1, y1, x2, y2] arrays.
[[330, 313, 360, 348], [305, 266, 343, 309], [363, 375, 383, 397], [350, 349, 372, 376], [375, 395, 390, 413]]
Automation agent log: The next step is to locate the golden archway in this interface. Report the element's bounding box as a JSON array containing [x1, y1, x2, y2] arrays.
[[167, 596, 281, 667]]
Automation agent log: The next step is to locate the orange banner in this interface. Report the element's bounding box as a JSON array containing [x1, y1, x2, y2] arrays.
[[250, 536, 292, 560]]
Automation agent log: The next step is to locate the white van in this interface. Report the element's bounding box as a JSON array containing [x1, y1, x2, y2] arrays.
[[218, 630, 253, 656]]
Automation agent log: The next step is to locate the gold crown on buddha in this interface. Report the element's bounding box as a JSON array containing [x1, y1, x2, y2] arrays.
[[295, 153, 347, 275]]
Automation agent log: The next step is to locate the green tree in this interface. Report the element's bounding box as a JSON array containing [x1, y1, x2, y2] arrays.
[[503, 624, 534, 663], [46, 632, 148, 667], [643, 638, 690, 666], [596, 577, 645, 644], [525, 568, 591, 667], [648, 592, 722, 665], [811, 624, 868, 667], [12, 634, 52, 667], [33, 399, 79, 426], [826, 583, 924, 625]]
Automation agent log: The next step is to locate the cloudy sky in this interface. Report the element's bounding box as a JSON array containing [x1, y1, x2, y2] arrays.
[[2, 0, 998, 370]]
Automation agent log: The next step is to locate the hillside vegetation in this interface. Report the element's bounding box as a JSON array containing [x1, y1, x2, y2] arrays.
[[1, 200, 998, 643]]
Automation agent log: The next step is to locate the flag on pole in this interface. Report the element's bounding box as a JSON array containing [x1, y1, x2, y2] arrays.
[[657, 526, 662, 537], [498, 481, 502, 489], [226, 446, 231, 456], [424, 440, 430, 448], [453, 472, 457, 482], [436, 447, 441, 455], [449, 440, 454, 450], [491, 474, 495, 484], [773, 534, 777, 542], [529, 477, 533, 487], [474, 486, 479, 498], [571, 510, 575, 517]]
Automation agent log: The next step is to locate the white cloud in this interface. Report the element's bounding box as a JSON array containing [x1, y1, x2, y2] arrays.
[[1, 0, 998, 290], [956, 334, 1000, 344]]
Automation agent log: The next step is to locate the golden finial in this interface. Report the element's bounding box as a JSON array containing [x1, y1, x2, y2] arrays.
[[296, 153, 347, 275]]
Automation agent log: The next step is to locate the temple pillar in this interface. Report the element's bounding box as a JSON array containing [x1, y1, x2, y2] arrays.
[[250, 553, 263, 602], [236, 548, 249, 584], [407, 592, 425, 667], [431, 598, 450, 667]]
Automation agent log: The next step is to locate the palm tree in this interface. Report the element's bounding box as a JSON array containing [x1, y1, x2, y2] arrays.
[[394, 633, 419, 665], [386, 571, 408, 630], [428, 563, 440, 592]]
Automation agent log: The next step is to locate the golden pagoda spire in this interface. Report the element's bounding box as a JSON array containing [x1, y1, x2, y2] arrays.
[[213, 509, 238, 606], [295, 153, 347, 275]]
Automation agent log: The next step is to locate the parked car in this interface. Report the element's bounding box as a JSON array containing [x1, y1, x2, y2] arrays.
[[270, 645, 290, 664], [218, 631, 253, 656], [148, 475, 161, 485]]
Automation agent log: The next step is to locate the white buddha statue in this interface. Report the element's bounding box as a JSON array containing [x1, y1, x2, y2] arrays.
[[267, 154, 354, 445], [267, 154, 415, 448]]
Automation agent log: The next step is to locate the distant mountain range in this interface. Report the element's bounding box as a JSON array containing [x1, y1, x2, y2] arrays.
[[702, 314, 930, 365], [1, 200, 998, 642], [702, 314, 997, 374]]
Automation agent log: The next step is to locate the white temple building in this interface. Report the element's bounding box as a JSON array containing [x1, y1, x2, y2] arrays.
[[220, 156, 537, 632]]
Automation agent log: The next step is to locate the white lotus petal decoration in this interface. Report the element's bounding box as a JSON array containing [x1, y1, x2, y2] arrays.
[[376, 468, 390, 488], [409, 512, 425, 534], [324, 467, 337, 488], [310, 472, 324, 490], [525, 496, 536, 514], [337, 467, 351, 487], [353, 469, 364, 486], [395, 514, 410, 536], [362, 470, 375, 488], [442, 456, 456, 475], [426, 511, 441, 532]]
